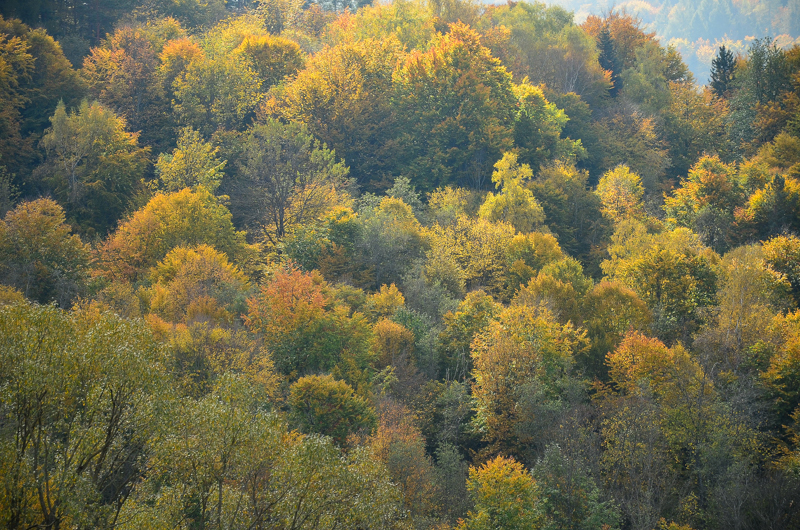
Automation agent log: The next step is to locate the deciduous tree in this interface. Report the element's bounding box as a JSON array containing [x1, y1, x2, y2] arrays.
[[125, 373, 404, 529], [471, 304, 587, 456], [172, 52, 263, 135], [246, 263, 372, 382], [235, 33, 304, 89], [97, 187, 251, 281], [596, 165, 645, 223], [81, 20, 182, 148], [0, 198, 88, 305], [438, 289, 500, 381], [0, 302, 169, 529], [763, 234, 800, 307], [38, 99, 149, 235], [458, 455, 542, 530], [233, 119, 350, 246], [0, 16, 85, 177], [263, 37, 401, 190], [143, 244, 250, 325], [393, 22, 517, 190], [289, 374, 377, 445], [358, 197, 428, 288], [154, 126, 226, 193], [478, 152, 545, 233]]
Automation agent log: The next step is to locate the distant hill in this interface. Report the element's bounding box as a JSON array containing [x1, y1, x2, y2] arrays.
[[499, 0, 800, 82]]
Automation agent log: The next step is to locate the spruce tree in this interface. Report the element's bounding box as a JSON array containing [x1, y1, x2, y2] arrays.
[[597, 24, 622, 97], [709, 45, 735, 98]]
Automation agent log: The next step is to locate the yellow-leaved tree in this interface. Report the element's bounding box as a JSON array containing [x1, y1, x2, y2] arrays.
[[479, 152, 545, 234], [235, 33, 304, 89], [97, 187, 252, 282], [596, 164, 645, 224], [263, 36, 401, 189], [457, 455, 542, 530], [471, 303, 588, 457], [142, 244, 250, 326]]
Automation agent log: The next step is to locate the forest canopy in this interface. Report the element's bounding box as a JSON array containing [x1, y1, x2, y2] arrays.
[[2, 1, 800, 529]]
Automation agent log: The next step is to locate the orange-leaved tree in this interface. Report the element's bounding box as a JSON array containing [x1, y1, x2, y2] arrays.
[[246, 262, 372, 382]]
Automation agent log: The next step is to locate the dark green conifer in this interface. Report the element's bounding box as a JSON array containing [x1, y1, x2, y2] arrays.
[[710, 45, 736, 98], [597, 24, 622, 97]]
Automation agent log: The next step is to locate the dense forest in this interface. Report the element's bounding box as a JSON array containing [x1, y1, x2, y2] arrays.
[[1, 0, 800, 528]]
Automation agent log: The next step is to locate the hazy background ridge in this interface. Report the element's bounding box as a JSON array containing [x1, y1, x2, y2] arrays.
[[489, 0, 800, 82]]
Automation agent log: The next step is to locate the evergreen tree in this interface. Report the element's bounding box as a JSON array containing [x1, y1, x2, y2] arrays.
[[709, 45, 735, 98], [597, 24, 622, 97]]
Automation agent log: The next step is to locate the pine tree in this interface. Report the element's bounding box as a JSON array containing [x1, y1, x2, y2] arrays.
[[597, 24, 622, 97], [709, 45, 735, 98]]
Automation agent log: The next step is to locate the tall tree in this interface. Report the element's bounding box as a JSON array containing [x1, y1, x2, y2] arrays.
[[0, 0, 140, 60], [263, 37, 400, 190], [122, 373, 405, 529], [478, 152, 545, 234], [471, 303, 587, 457], [233, 119, 349, 246], [596, 24, 622, 97], [245, 263, 372, 381], [728, 37, 793, 157], [663, 155, 744, 252], [709, 44, 735, 98], [0, 198, 89, 305], [512, 82, 585, 170], [529, 162, 607, 267], [235, 33, 304, 89], [38, 99, 149, 236], [172, 53, 263, 135], [358, 197, 428, 288], [0, 16, 85, 178], [596, 165, 645, 224], [738, 37, 791, 107], [0, 20, 34, 176], [602, 221, 719, 344], [582, 11, 657, 69], [82, 19, 183, 150], [481, 2, 611, 106], [392, 22, 517, 191]]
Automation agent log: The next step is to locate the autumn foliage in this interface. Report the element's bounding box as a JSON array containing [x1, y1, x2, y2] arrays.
[[2, 3, 800, 529]]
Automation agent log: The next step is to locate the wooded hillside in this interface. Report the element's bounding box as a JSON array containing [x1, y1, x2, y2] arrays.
[[1, 1, 800, 528]]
